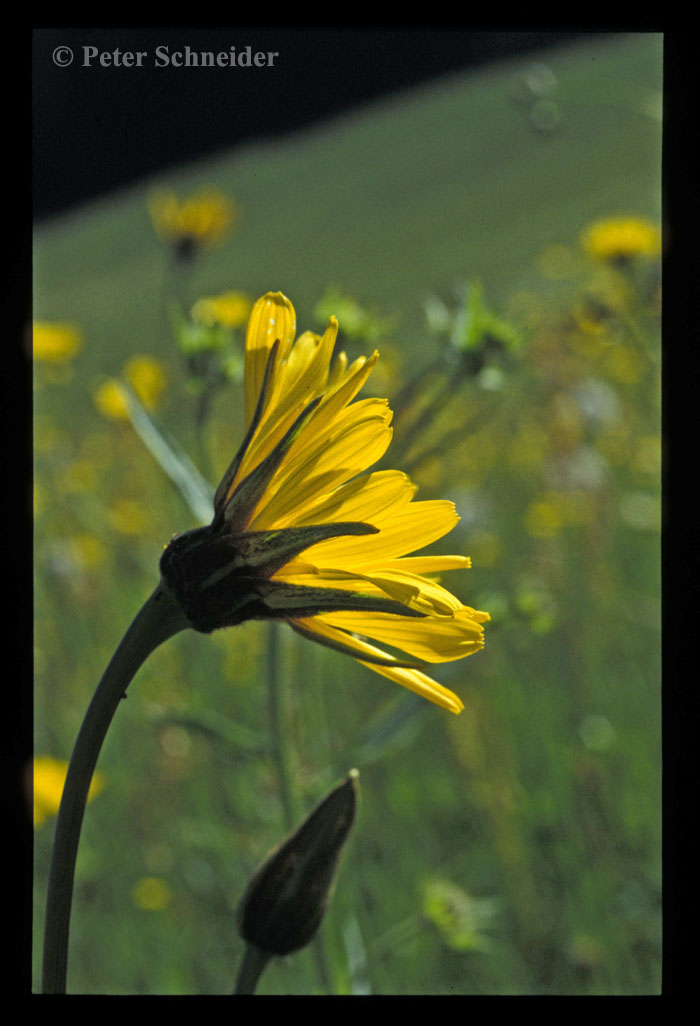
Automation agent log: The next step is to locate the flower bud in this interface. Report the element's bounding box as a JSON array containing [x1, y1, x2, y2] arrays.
[[237, 771, 359, 956]]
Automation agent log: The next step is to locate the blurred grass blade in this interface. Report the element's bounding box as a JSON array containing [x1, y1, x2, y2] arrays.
[[356, 693, 424, 763], [122, 384, 214, 524]]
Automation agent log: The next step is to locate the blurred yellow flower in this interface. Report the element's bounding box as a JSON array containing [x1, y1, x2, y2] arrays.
[[94, 379, 130, 421], [33, 322, 83, 363], [191, 290, 253, 329], [131, 876, 173, 911], [124, 355, 168, 409], [34, 755, 104, 827], [148, 187, 236, 257], [94, 356, 168, 421], [581, 216, 661, 264]]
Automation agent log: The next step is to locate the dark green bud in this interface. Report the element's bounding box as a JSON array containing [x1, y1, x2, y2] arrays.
[[237, 771, 359, 956]]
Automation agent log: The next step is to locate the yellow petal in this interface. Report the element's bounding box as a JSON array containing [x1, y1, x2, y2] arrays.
[[244, 292, 297, 425], [362, 662, 465, 713], [249, 401, 393, 528], [271, 469, 416, 531], [316, 351, 379, 426], [314, 607, 485, 663], [327, 350, 348, 389], [381, 555, 472, 574], [290, 617, 464, 713], [260, 321, 337, 438], [355, 569, 466, 614], [277, 565, 464, 616], [300, 499, 460, 567], [236, 317, 340, 488]]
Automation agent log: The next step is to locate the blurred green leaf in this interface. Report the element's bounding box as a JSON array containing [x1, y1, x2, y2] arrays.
[[422, 878, 498, 953], [121, 383, 214, 525]]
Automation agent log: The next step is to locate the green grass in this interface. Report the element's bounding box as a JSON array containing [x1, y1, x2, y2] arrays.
[[33, 32, 662, 995]]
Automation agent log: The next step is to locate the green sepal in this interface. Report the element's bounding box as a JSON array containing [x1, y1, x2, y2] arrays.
[[213, 339, 280, 516], [159, 521, 396, 634], [255, 579, 427, 621], [231, 522, 379, 577]]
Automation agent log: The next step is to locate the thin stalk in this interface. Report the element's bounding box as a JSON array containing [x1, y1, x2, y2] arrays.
[[41, 580, 190, 994], [265, 621, 296, 832], [232, 943, 271, 995], [264, 624, 334, 994]]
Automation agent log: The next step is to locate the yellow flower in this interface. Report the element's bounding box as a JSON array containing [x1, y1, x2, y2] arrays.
[[581, 216, 661, 264], [94, 357, 168, 421], [148, 187, 236, 258], [94, 379, 130, 421], [33, 322, 83, 363], [160, 292, 489, 714], [124, 355, 168, 409], [191, 290, 253, 329], [33, 755, 104, 827]]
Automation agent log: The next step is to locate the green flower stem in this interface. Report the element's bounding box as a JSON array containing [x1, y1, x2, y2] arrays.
[[42, 579, 190, 994], [232, 943, 271, 995], [265, 621, 297, 832], [264, 624, 335, 994]]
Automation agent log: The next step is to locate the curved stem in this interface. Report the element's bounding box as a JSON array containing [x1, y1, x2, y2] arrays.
[[41, 579, 190, 994]]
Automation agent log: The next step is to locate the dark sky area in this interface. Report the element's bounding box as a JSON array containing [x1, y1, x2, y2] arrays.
[[32, 28, 584, 221]]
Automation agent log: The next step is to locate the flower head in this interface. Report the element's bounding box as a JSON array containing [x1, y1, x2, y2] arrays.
[[33, 322, 83, 363], [191, 290, 253, 329], [148, 187, 236, 259], [33, 755, 103, 827], [581, 216, 661, 264], [94, 356, 168, 421], [160, 292, 489, 713]]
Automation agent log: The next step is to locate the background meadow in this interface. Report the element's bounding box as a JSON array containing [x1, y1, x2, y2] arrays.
[[32, 32, 662, 994]]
